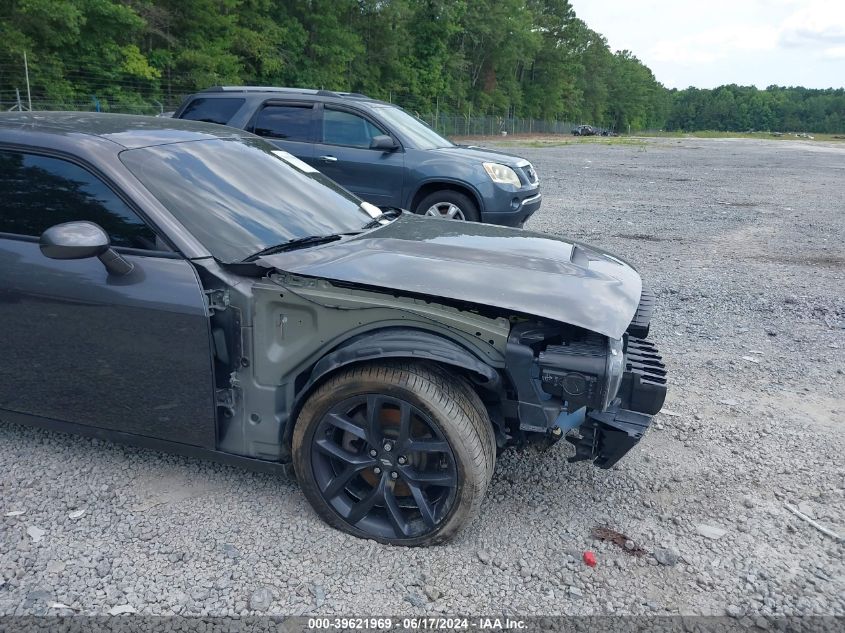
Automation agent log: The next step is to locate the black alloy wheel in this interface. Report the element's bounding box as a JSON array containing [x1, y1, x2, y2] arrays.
[[311, 394, 457, 540], [292, 362, 495, 545]]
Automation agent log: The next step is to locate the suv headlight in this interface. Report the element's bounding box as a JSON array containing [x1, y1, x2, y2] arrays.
[[483, 162, 521, 187]]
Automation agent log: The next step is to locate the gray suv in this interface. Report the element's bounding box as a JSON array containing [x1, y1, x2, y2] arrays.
[[174, 87, 542, 226]]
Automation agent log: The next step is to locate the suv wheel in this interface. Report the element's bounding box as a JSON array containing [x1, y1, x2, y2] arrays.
[[415, 191, 480, 222], [292, 361, 495, 545]]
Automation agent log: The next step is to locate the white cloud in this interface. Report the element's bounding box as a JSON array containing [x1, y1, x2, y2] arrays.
[[779, 1, 845, 48], [649, 1, 845, 63], [571, 0, 845, 88], [650, 25, 778, 64], [823, 46, 845, 59]]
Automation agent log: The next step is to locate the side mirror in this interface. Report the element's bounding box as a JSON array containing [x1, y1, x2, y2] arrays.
[[40, 221, 109, 260], [40, 221, 134, 276], [370, 135, 398, 151]]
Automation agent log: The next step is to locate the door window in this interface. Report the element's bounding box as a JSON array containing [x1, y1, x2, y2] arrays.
[[0, 151, 159, 250], [252, 104, 314, 141], [322, 108, 385, 148], [179, 97, 244, 125]]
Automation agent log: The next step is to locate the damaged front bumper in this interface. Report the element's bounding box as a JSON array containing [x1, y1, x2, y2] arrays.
[[506, 288, 668, 468], [557, 335, 667, 469], [564, 405, 655, 469]]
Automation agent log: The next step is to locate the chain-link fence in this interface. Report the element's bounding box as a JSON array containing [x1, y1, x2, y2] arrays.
[[382, 91, 579, 137], [2, 95, 582, 137], [419, 114, 577, 137], [1, 54, 583, 136], [0, 98, 182, 116]]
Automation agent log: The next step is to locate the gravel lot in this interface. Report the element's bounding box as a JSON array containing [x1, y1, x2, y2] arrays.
[[1, 137, 843, 618]]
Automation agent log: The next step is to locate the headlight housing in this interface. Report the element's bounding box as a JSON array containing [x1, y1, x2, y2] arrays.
[[537, 334, 626, 412], [602, 337, 625, 410], [483, 162, 521, 187]]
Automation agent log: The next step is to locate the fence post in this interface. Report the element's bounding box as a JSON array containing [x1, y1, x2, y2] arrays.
[[23, 51, 32, 111]]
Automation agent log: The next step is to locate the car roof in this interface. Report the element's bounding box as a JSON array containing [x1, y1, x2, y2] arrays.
[[195, 86, 391, 107], [0, 111, 253, 150]]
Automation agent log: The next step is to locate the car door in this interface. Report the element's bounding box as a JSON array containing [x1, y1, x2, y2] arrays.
[[0, 149, 217, 448], [247, 100, 316, 162], [313, 105, 405, 207]]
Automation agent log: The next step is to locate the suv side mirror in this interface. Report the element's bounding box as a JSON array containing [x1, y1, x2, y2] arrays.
[[370, 135, 399, 151], [40, 221, 134, 276]]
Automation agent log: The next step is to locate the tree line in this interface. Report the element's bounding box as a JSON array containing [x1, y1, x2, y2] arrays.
[[0, 0, 841, 133], [665, 85, 845, 134]]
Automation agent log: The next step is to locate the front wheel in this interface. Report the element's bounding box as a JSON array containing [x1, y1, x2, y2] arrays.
[[292, 362, 495, 546], [415, 190, 480, 222]]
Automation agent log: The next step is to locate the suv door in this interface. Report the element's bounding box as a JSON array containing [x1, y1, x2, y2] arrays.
[[0, 150, 217, 448], [314, 105, 405, 208], [248, 101, 316, 162]]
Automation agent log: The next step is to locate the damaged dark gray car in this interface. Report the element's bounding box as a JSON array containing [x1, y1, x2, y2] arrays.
[[0, 113, 667, 545]]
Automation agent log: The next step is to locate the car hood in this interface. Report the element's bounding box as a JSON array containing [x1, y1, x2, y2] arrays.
[[427, 144, 529, 167], [257, 215, 642, 339]]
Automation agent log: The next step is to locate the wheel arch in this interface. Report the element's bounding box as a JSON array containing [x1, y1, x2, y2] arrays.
[[284, 327, 500, 445], [408, 180, 485, 215]]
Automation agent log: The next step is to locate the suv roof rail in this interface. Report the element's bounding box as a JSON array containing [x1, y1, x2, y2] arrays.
[[200, 86, 320, 95], [335, 92, 371, 99], [199, 86, 373, 100]]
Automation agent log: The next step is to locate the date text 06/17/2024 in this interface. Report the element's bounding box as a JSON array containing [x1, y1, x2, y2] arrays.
[[307, 617, 527, 630]]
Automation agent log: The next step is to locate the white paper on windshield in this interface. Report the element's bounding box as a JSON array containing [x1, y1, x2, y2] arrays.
[[360, 201, 382, 219], [272, 150, 318, 173]]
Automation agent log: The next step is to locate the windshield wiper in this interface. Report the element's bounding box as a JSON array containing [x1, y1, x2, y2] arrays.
[[243, 209, 402, 262], [243, 234, 346, 262], [362, 207, 404, 229]]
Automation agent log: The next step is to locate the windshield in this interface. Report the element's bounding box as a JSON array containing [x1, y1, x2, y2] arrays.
[[120, 138, 374, 263], [373, 105, 453, 150]]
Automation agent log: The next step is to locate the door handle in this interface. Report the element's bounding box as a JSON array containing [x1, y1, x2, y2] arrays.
[[319, 155, 338, 163]]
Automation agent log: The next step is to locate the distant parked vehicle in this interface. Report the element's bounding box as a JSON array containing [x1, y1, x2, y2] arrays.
[[571, 125, 598, 136], [173, 86, 541, 227]]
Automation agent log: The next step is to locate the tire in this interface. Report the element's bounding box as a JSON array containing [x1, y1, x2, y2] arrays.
[[292, 361, 495, 546], [415, 190, 480, 222], [452, 375, 498, 482]]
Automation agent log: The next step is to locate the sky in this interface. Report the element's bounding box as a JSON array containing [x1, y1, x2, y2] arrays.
[[571, 0, 845, 89]]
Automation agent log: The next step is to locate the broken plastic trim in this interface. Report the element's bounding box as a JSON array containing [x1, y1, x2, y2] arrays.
[[566, 404, 653, 469]]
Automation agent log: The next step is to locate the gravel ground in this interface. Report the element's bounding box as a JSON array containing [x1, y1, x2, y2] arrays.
[[1, 137, 843, 618]]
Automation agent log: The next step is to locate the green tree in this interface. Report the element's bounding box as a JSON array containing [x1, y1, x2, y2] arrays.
[[2, 0, 841, 133]]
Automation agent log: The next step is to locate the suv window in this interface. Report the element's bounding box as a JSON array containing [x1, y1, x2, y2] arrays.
[[180, 97, 244, 125], [252, 104, 313, 141], [0, 151, 159, 250], [322, 108, 385, 148]]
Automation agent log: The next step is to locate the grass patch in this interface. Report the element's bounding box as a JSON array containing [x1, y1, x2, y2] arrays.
[[453, 131, 845, 146], [475, 136, 648, 148], [638, 130, 845, 141]]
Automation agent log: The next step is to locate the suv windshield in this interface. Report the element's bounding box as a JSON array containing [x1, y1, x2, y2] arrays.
[[372, 105, 453, 150], [120, 137, 373, 263]]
